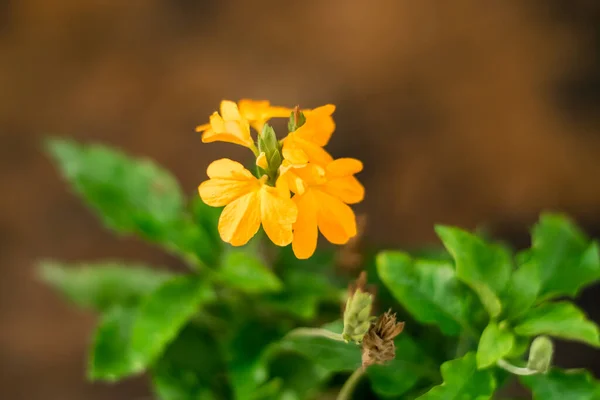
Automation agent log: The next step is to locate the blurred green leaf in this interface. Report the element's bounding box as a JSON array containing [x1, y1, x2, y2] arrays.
[[226, 320, 282, 400], [130, 276, 215, 367], [151, 324, 228, 400], [377, 251, 478, 337], [501, 260, 540, 321], [417, 353, 496, 400], [46, 139, 216, 266], [513, 301, 600, 347], [476, 322, 515, 369], [279, 332, 361, 373], [88, 306, 141, 381], [38, 261, 173, 311], [520, 369, 600, 400], [264, 247, 343, 320], [217, 250, 282, 294], [267, 353, 329, 400], [531, 213, 600, 300], [435, 226, 512, 318], [367, 335, 438, 397]]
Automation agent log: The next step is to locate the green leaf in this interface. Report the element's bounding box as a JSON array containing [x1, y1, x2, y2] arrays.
[[501, 260, 540, 320], [279, 331, 361, 373], [377, 251, 477, 337], [520, 369, 600, 400], [417, 353, 496, 400], [151, 324, 228, 400], [513, 301, 600, 347], [88, 306, 141, 381], [267, 353, 329, 400], [531, 213, 600, 299], [130, 276, 215, 367], [190, 195, 221, 250], [38, 261, 173, 311], [46, 139, 215, 266], [264, 247, 343, 320], [217, 250, 282, 294], [435, 226, 512, 318], [367, 335, 438, 397], [476, 322, 515, 369], [226, 320, 282, 400]]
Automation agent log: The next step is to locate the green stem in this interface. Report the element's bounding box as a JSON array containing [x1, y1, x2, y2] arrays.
[[337, 368, 365, 400], [250, 143, 259, 157], [496, 359, 538, 376], [285, 328, 346, 342]]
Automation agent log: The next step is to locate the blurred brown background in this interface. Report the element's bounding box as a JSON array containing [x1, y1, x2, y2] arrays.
[[2, 0, 600, 398]]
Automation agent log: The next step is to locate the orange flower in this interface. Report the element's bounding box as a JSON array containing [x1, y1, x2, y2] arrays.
[[282, 105, 336, 167], [196, 101, 255, 150], [238, 99, 293, 133], [198, 159, 297, 247], [286, 158, 364, 259]]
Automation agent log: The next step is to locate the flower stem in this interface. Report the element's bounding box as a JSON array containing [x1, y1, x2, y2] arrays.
[[337, 368, 365, 400], [285, 327, 346, 342], [496, 359, 539, 376]]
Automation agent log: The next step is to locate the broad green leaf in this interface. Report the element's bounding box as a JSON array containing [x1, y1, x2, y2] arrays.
[[513, 301, 600, 347], [46, 139, 215, 266], [190, 195, 221, 249], [130, 276, 215, 367], [377, 251, 477, 337], [417, 353, 496, 400], [88, 306, 141, 381], [367, 335, 438, 397], [279, 331, 361, 372], [435, 226, 512, 318], [267, 353, 329, 400], [226, 320, 282, 400], [531, 213, 600, 299], [38, 261, 173, 311], [217, 250, 282, 294], [476, 322, 515, 369], [264, 247, 343, 320], [501, 260, 540, 320], [151, 324, 228, 400], [520, 369, 600, 400]]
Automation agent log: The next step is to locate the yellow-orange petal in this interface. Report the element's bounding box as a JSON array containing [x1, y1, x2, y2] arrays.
[[297, 104, 336, 146], [260, 185, 297, 246], [326, 158, 363, 178], [292, 192, 319, 259], [220, 100, 242, 121], [195, 123, 210, 132], [206, 158, 255, 180], [218, 191, 261, 246], [198, 159, 257, 207], [256, 152, 268, 170], [324, 176, 365, 204], [314, 190, 357, 244], [282, 134, 333, 167], [281, 142, 309, 165]]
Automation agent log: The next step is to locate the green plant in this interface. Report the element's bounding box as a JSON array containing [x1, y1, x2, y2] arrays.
[[39, 138, 600, 399]]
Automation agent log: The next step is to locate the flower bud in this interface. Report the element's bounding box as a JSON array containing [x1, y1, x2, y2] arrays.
[[342, 272, 374, 343], [527, 336, 553, 374], [288, 106, 306, 132], [361, 310, 405, 369]]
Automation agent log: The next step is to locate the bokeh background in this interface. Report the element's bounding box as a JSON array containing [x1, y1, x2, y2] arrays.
[[2, 0, 600, 398]]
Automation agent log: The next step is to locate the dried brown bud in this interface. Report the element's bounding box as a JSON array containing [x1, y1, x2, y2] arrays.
[[361, 310, 405, 369]]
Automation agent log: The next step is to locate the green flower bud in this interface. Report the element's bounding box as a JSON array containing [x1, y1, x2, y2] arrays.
[[527, 336, 553, 374], [342, 272, 374, 343], [288, 106, 306, 132], [257, 124, 283, 183]]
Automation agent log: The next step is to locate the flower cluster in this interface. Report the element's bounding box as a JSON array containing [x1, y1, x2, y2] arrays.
[[197, 99, 364, 259]]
